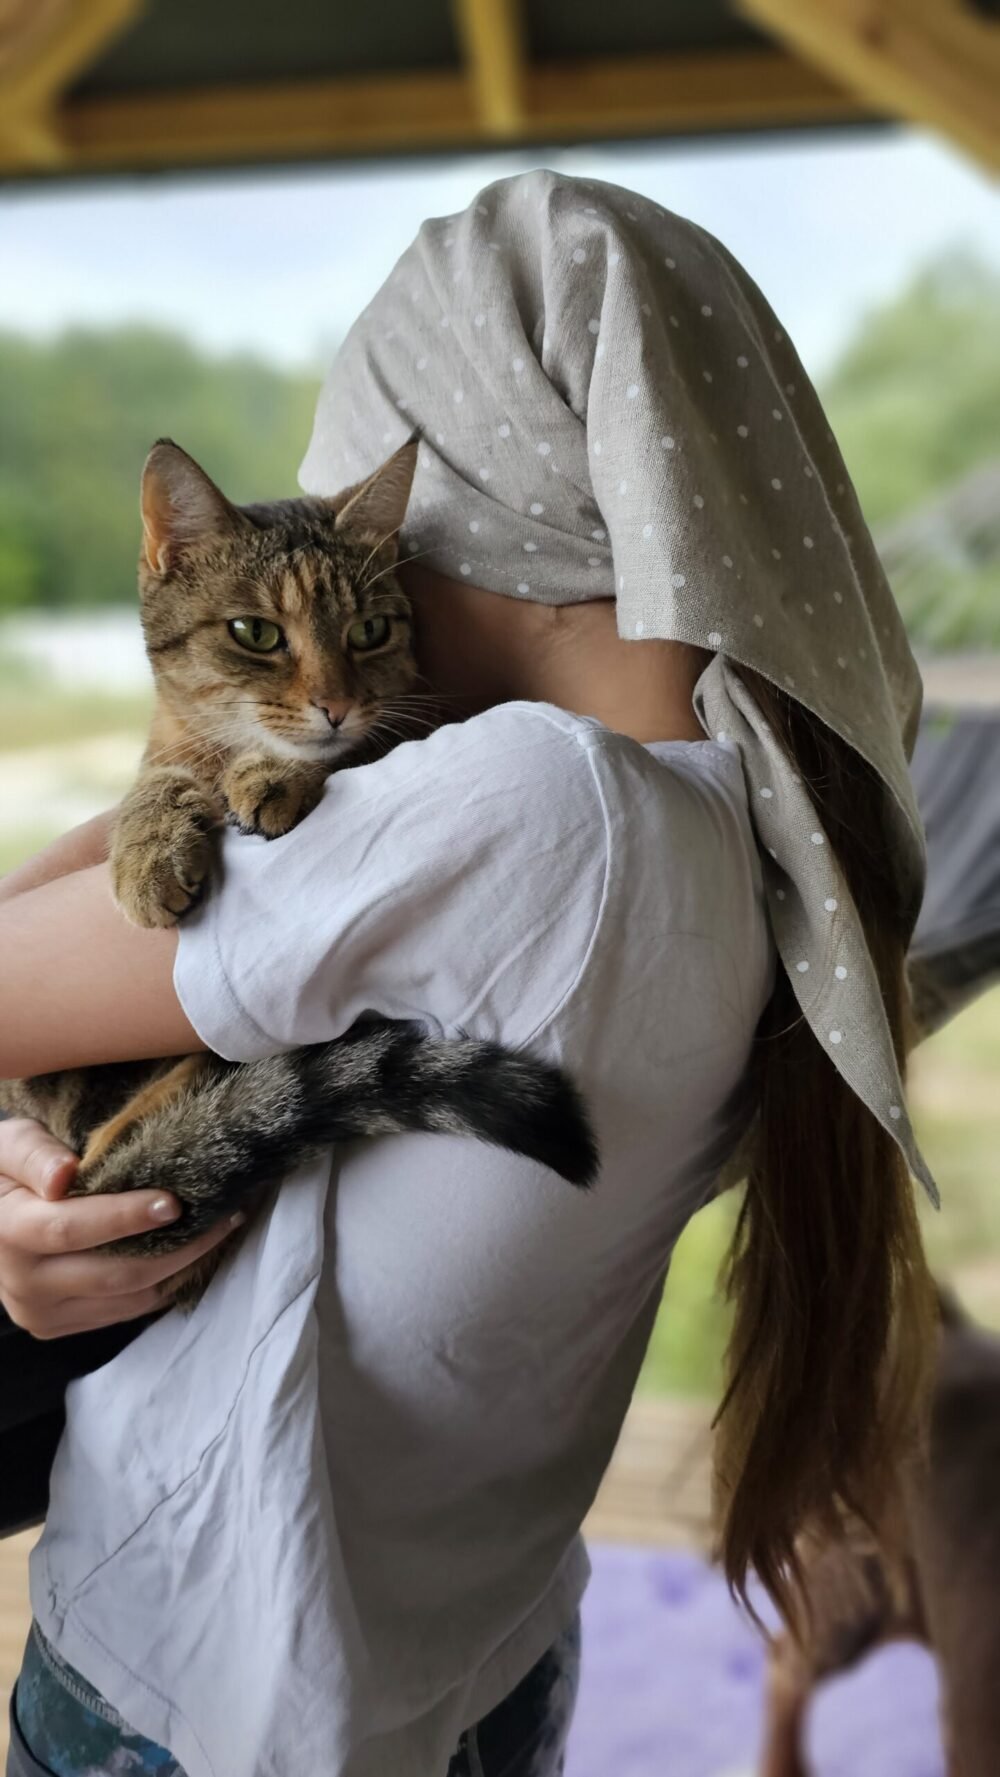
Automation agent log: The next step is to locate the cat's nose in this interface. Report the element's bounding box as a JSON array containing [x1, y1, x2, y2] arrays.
[[313, 699, 351, 731]]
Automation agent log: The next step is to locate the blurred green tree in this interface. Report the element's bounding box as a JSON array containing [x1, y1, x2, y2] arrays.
[[1, 250, 999, 641], [823, 249, 1000, 527], [0, 326, 320, 611]]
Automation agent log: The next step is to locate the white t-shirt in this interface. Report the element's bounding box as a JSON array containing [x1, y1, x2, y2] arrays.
[[31, 702, 775, 1777]]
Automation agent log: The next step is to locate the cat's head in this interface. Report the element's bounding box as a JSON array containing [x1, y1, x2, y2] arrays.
[[138, 438, 420, 763]]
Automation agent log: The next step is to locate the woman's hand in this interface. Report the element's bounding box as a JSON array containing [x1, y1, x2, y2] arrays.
[[0, 1118, 241, 1339]]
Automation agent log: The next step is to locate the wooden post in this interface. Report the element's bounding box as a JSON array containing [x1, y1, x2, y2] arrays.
[[737, 0, 1000, 171], [452, 0, 525, 135], [0, 0, 140, 166]]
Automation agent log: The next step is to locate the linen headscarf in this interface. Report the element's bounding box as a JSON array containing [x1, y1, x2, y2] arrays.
[[300, 169, 938, 1205]]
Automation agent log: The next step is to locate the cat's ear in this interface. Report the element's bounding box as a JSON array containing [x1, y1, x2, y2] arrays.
[[141, 440, 245, 574], [333, 438, 418, 563]]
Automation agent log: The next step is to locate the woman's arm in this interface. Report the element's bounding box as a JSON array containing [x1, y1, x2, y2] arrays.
[[0, 809, 117, 907], [0, 863, 203, 1079]]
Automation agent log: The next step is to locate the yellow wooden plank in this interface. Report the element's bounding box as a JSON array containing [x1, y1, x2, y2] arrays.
[[0, 0, 77, 84], [0, 106, 63, 163], [453, 0, 525, 135], [0, 0, 139, 107], [737, 0, 1000, 171], [0, 48, 867, 176], [0, 1530, 34, 1764], [0, 0, 140, 168], [56, 70, 479, 169], [526, 46, 867, 134]]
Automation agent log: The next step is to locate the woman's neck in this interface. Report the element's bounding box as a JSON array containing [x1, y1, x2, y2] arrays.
[[399, 563, 711, 746]]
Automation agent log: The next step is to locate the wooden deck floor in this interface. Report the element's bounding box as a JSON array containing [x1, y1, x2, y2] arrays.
[[0, 1528, 33, 1764], [0, 1398, 713, 1764]]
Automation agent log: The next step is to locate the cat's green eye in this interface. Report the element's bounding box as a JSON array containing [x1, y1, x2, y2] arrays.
[[347, 615, 391, 652], [228, 617, 284, 654]]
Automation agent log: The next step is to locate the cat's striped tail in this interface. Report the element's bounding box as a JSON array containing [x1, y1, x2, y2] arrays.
[[76, 1021, 599, 1255]]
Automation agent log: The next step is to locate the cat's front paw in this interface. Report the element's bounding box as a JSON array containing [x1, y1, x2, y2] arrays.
[[111, 776, 221, 928], [223, 757, 327, 839]]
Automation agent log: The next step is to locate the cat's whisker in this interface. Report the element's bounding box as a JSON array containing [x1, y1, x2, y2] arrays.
[[379, 693, 450, 720], [356, 525, 405, 586], [380, 696, 449, 717], [384, 688, 453, 706], [367, 709, 413, 734], [406, 677, 467, 709], [359, 545, 436, 597], [366, 718, 418, 748], [375, 712, 437, 736], [367, 710, 438, 746], [374, 698, 439, 725]]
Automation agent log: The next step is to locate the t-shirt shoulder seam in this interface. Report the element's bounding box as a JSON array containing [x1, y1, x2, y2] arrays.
[[585, 725, 745, 779], [481, 701, 600, 746], [517, 741, 613, 1049]]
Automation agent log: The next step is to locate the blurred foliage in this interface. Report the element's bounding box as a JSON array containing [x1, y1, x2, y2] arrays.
[[1, 254, 1000, 635], [1, 252, 999, 643], [0, 686, 151, 751], [0, 326, 320, 612], [638, 1194, 737, 1399], [644, 984, 1000, 1397], [823, 251, 1000, 528], [885, 560, 997, 654]]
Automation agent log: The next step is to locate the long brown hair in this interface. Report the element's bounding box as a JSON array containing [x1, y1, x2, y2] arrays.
[[714, 666, 937, 1624]]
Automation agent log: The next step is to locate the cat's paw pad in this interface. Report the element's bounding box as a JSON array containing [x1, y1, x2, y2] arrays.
[[223, 762, 324, 839], [112, 787, 218, 927]]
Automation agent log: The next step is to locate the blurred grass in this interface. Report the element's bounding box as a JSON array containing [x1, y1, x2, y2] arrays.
[[638, 1195, 737, 1399], [0, 827, 63, 874], [643, 988, 1000, 1398], [0, 687, 151, 751]]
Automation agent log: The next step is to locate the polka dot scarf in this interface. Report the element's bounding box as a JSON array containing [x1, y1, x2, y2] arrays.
[[299, 169, 937, 1205]]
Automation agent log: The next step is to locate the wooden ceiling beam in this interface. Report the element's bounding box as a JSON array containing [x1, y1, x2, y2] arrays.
[[452, 0, 525, 136], [736, 0, 1000, 171], [0, 0, 140, 164], [0, 50, 868, 178], [526, 47, 867, 134], [57, 71, 479, 169]]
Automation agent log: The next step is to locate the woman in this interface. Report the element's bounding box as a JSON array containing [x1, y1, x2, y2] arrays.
[[0, 171, 936, 1777]]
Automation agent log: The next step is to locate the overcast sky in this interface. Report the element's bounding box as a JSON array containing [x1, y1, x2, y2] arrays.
[[1, 127, 999, 382]]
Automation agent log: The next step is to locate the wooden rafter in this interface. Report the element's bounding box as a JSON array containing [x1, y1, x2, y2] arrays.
[[0, 0, 140, 164], [453, 0, 525, 136], [737, 0, 1000, 171], [0, 50, 868, 179], [527, 48, 865, 136]]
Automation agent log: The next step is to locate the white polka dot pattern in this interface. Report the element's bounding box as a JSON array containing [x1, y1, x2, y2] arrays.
[[298, 167, 935, 1208]]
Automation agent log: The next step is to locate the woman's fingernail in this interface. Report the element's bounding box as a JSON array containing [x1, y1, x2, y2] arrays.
[[45, 1158, 71, 1189], [150, 1197, 180, 1223], [229, 1212, 246, 1228]]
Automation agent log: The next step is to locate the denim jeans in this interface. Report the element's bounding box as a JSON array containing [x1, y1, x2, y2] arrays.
[[8, 1615, 580, 1777]]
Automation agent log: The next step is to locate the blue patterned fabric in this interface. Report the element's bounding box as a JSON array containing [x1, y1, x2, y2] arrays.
[[9, 1615, 580, 1777], [9, 1623, 182, 1775], [447, 1615, 580, 1777]]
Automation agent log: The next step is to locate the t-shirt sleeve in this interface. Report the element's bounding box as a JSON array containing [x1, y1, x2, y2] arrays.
[[173, 705, 609, 1063]]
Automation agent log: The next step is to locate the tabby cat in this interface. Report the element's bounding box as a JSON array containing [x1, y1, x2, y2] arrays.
[[0, 439, 597, 1309]]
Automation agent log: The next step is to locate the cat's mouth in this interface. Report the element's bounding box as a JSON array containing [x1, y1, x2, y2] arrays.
[[254, 710, 373, 765]]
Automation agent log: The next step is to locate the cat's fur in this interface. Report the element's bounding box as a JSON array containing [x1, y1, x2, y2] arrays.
[[0, 440, 597, 1309]]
